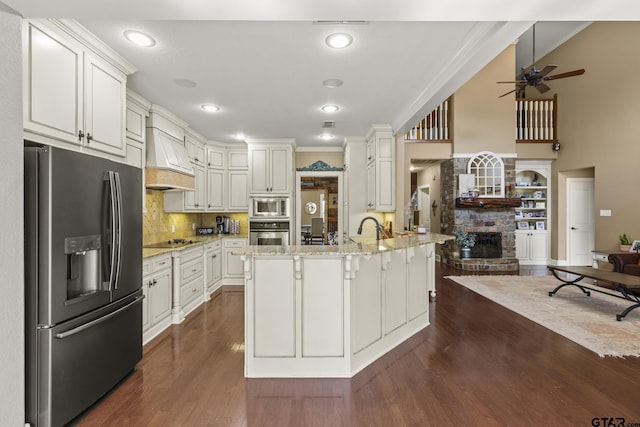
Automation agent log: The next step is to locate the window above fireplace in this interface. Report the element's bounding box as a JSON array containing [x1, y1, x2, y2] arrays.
[[467, 151, 504, 198]]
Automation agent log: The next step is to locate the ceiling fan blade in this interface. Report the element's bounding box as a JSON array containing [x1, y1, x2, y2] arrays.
[[536, 82, 551, 93], [497, 81, 525, 84], [498, 89, 517, 98], [537, 65, 557, 77], [544, 69, 585, 81]]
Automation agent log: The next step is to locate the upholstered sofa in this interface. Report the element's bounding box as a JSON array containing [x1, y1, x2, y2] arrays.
[[608, 253, 640, 276]]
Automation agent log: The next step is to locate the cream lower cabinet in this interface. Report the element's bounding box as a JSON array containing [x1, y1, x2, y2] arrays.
[[171, 245, 205, 323], [142, 254, 172, 345], [515, 230, 548, 265], [223, 238, 246, 285], [243, 243, 434, 378], [205, 240, 223, 298]]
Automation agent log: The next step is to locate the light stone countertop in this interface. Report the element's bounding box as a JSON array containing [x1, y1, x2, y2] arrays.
[[142, 233, 249, 259], [233, 232, 454, 257]]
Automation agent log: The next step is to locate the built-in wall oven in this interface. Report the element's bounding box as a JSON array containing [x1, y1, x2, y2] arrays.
[[250, 220, 290, 246]]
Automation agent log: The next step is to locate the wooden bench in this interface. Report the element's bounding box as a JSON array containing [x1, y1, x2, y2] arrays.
[[547, 265, 640, 321]]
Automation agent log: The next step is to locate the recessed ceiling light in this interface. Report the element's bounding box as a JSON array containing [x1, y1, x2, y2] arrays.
[[322, 78, 343, 88], [320, 134, 334, 140], [321, 104, 340, 113], [174, 78, 196, 88], [201, 104, 220, 113], [325, 33, 353, 49], [123, 30, 156, 47]]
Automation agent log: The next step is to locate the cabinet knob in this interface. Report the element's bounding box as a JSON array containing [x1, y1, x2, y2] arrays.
[[153, 279, 157, 285], [86, 132, 93, 142], [212, 254, 217, 258], [78, 130, 84, 141]]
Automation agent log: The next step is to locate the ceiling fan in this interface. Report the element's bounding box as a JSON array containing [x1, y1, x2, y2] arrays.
[[497, 25, 585, 98]]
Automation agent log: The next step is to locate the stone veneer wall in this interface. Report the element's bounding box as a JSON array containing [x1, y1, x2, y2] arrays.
[[440, 157, 517, 268]]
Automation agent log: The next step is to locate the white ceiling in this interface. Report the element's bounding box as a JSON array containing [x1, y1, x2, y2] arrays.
[[6, 0, 639, 148]]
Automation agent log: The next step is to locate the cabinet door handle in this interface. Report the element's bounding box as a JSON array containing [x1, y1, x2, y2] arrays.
[[158, 261, 166, 266], [153, 279, 157, 285], [571, 227, 578, 230], [212, 254, 217, 258], [86, 132, 93, 142], [78, 130, 85, 141]]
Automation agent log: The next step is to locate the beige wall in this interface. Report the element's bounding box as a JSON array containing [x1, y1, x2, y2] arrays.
[[534, 22, 640, 255], [453, 45, 517, 154]]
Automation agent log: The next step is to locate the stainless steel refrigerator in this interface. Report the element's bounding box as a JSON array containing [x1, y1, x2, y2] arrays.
[[25, 146, 143, 427]]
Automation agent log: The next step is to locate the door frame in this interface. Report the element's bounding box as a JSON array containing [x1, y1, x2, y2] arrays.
[[566, 177, 595, 265], [417, 184, 431, 230], [295, 171, 343, 245]]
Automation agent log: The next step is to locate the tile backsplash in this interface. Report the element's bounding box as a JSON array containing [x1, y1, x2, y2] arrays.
[[143, 190, 248, 244]]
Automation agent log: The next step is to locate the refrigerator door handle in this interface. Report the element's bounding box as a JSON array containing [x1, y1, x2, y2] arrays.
[[113, 171, 123, 290], [106, 171, 123, 290], [54, 295, 144, 339]]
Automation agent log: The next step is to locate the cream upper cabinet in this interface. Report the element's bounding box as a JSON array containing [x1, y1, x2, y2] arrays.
[[247, 140, 294, 195], [185, 132, 206, 168], [365, 125, 395, 212], [206, 169, 225, 211], [23, 20, 135, 158], [228, 170, 248, 211], [228, 148, 249, 170], [206, 146, 226, 169]]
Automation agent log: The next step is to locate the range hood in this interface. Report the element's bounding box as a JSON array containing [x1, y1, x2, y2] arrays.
[[145, 128, 195, 191]]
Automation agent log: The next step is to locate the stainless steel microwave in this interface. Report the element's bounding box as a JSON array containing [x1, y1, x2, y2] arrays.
[[250, 197, 290, 218]]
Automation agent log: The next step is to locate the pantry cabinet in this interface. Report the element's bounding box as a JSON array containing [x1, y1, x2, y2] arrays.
[[365, 125, 395, 212], [142, 254, 172, 345], [247, 141, 294, 195], [23, 19, 135, 159]]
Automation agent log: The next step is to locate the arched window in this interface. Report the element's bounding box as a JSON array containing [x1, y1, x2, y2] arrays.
[[467, 152, 504, 198]]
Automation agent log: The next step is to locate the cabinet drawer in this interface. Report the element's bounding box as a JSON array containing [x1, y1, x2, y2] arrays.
[[181, 258, 203, 284], [142, 260, 151, 277], [144, 253, 171, 276], [151, 255, 171, 272], [224, 238, 246, 248], [205, 240, 222, 251], [181, 278, 202, 306], [180, 246, 203, 263]]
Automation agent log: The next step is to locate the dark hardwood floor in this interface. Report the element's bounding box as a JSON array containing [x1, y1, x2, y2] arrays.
[[75, 263, 640, 426]]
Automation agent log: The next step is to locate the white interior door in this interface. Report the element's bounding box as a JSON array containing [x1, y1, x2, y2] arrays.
[[418, 185, 431, 231], [567, 178, 595, 265]]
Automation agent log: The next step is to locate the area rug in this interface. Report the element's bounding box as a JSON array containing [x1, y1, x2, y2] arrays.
[[445, 275, 640, 357]]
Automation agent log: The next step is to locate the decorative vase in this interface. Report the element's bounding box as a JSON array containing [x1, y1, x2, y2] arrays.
[[461, 247, 471, 259]]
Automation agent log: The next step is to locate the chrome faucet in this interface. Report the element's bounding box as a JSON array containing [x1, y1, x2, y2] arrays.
[[357, 216, 382, 240]]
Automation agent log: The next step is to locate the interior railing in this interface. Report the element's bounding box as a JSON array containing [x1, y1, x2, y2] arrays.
[[405, 94, 558, 144], [404, 97, 452, 142], [516, 94, 558, 142]]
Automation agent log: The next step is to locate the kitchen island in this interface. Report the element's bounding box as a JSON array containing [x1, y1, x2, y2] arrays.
[[235, 232, 453, 378]]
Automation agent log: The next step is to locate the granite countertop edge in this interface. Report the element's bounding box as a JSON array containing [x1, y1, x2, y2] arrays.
[[232, 233, 454, 257], [143, 233, 249, 259]]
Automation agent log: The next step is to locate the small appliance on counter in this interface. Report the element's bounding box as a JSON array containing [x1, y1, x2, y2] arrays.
[[196, 227, 217, 236], [216, 215, 229, 234]]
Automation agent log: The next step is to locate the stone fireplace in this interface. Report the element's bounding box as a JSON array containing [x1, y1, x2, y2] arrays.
[[440, 156, 519, 272]]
